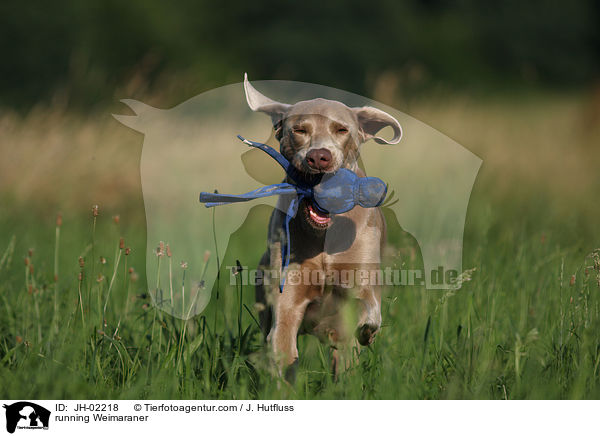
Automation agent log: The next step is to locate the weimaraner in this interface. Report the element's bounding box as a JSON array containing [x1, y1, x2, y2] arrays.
[[245, 75, 402, 379]]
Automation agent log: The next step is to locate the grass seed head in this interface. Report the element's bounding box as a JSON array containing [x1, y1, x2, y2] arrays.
[[92, 204, 99, 217], [166, 244, 172, 257], [78, 256, 84, 268], [56, 213, 62, 227], [119, 237, 125, 249], [113, 215, 120, 224], [125, 247, 131, 256]]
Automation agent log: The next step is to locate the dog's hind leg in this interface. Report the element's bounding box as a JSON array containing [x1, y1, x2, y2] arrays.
[[331, 337, 361, 380]]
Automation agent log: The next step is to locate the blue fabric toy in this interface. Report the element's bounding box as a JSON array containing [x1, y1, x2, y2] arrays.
[[199, 135, 387, 291]]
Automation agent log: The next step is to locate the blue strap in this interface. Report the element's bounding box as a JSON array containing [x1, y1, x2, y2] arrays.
[[237, 135, 292, 174], [199, 185, 307, 293], [280, 194, 302, 292], [237, 135, 312, 187], [199, 183, 300, 207], [200, 136, 317, 293]]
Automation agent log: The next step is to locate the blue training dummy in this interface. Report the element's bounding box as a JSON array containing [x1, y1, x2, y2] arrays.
[[199, 135, 388, 291]]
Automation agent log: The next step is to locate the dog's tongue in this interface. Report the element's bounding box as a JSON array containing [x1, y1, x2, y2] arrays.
[[308, 202, 331, 224]]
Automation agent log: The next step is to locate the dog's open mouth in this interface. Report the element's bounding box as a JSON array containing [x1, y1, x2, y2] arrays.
[[303, 200, 332, 228]]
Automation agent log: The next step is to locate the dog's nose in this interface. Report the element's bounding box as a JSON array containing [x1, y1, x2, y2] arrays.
[[306, 148, 332, 170]]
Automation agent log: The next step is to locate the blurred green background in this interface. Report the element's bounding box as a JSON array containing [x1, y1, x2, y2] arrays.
[[1, 0, 599, 110]]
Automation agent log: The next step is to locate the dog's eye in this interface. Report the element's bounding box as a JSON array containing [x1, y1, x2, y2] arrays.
[[293, 128, 307, 135], [337, 127, 348, 134]]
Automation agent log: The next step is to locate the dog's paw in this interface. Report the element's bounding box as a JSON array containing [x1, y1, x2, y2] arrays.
[[355, 323, 379, 346]]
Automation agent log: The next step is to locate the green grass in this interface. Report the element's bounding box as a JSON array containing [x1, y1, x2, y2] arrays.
[[1, 92, 600, 399], [1, 184, 600, 400]]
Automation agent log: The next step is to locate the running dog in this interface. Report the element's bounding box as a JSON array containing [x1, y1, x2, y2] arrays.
[[246, 75, 402, 378]]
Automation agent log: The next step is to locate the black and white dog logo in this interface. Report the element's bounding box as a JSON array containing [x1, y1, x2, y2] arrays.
[[3, 402, 50, 433]]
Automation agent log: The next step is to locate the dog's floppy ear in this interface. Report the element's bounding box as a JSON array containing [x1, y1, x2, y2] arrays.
[[244, 73, 291, 128], [352, 106, 402, 145]]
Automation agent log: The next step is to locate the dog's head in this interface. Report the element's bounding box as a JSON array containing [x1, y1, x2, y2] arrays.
[[244, 74, 402, 229]]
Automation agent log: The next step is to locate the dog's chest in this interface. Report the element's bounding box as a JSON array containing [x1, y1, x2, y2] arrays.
[[323, 208, 384, 265]]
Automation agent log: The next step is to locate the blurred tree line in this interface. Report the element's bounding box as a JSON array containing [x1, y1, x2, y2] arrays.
[[0, 0, 598, 109]]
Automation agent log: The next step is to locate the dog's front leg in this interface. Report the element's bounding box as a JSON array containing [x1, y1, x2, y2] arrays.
[[270, 284, 310, 381]]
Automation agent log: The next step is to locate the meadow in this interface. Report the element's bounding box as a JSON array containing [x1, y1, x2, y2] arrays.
[[1, 89, 600, 399]]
